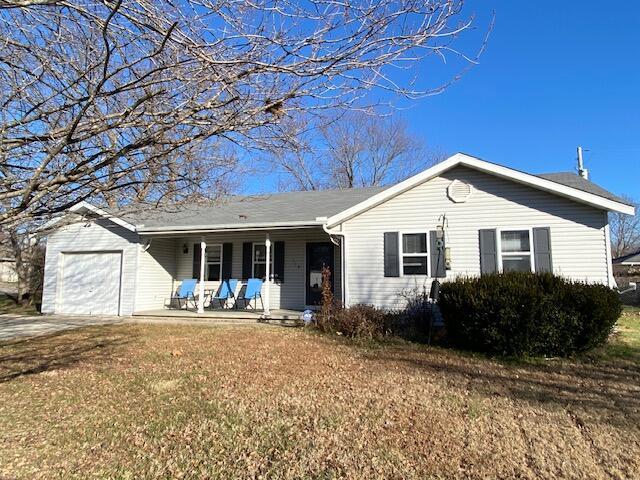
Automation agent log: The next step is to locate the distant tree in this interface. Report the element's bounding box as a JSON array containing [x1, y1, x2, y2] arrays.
[[610, 195, 640, 258], [274, 112, 446, 190]]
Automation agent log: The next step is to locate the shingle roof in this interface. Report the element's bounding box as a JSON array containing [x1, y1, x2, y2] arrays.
[[121, 163, 629, 232], [132, 186, 387, 231], [535, 172, 630, 205]]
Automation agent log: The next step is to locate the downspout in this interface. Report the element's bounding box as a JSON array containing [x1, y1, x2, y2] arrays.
[[323, 222, 348, 307]]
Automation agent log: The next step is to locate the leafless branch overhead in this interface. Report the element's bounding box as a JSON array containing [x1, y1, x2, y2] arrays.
[[0, 0, 483, 226]]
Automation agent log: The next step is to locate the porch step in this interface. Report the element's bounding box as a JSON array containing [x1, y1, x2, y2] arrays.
[[132, 308, 303, 322]]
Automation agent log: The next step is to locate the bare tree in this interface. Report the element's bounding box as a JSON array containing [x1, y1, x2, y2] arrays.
[[0, 0, 486, 227], [323, 112, 434, 188], [274, 111, 446, 190], [0, 227, 44, 305], [610, 195, 640, 258], [273, 140, 326, 192]]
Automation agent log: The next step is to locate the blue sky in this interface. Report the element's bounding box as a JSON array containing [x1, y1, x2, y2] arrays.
[[401, 1, 640, 199], [248, 1, 640, 198]]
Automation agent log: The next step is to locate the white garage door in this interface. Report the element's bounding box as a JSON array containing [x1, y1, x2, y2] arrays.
[[59, 252, 122, 315]]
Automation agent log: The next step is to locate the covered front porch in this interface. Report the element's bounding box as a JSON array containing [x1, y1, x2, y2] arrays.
[[133, 227, 342, 318]]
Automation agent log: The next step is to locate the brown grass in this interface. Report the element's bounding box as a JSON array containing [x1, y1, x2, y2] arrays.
[[0, 295, 38, 315], [0, 315, 639, 479]]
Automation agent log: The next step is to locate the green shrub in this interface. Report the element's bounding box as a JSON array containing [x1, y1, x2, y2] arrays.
[[439, 272, 622, 357]]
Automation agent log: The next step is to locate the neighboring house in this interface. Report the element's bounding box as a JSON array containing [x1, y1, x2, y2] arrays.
[[613, 249, 640, 302], [0, 257, 18, 283], [613, 250, 640, 267], [0, 233, 18, 283], [41, 153, 635, 316]]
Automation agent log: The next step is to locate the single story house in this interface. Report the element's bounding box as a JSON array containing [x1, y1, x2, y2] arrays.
[[41, 153, 635, 317]]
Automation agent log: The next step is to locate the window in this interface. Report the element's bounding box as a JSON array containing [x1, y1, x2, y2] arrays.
[[253, 243, 273, 279], [401, 233, 428, 275], [499, 230, 533, 272], [206, 244, 222, 281]]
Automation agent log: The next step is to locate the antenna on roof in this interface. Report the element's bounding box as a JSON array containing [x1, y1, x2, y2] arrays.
[[577, 146, 589, 180]]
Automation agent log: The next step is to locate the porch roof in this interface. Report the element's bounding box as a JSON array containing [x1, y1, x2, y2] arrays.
[[127, 186, 385, 233]]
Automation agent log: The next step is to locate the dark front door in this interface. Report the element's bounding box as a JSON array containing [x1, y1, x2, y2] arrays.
[[306, 242, 335, 306]]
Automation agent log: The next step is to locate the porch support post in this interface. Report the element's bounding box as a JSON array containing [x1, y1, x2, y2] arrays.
[[198, 238, 206, 313], [264, 233, 271, 317]]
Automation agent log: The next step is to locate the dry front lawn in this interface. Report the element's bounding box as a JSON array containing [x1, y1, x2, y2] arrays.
[[1, 310, 639, 479]]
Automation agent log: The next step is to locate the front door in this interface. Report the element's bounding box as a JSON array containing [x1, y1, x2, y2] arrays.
[[306, 242, 335, 307]]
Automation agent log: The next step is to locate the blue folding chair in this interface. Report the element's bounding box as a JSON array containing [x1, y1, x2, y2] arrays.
[[210, 279, 238, 309], [167, 278, 197, 309], [236, 278, 264, 310]]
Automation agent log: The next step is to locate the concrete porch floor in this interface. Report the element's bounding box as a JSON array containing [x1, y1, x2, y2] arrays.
[[132, 308, 304, 322]]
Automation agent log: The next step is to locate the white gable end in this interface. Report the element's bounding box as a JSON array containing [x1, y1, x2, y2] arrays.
[[326, 153, 634, 228]]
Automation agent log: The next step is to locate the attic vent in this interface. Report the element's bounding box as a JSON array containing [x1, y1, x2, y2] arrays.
[[447, 179, 472, 203]]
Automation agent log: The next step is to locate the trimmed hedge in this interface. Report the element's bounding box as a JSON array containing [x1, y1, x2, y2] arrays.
[[439, 272, 621, 357]]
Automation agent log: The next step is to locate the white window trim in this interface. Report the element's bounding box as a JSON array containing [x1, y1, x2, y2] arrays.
[[399, 231, 430, 277], [205, 243, 223, 281], [252, 242, 274, 280], [496, 227, 535, 273]]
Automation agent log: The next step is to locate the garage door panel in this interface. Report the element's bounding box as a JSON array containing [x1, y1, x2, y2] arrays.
[[60, 255, 87, 313], [59, 252, 122, 315]]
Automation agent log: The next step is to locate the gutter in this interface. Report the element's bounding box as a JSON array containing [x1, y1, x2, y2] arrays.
[[136, 220, 324, 235]]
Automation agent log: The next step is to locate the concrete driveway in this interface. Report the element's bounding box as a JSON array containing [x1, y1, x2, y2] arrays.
[[0, 314, 123, 341]]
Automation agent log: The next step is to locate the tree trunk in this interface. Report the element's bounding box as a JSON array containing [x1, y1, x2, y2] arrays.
[[8, 229, 29, 304]]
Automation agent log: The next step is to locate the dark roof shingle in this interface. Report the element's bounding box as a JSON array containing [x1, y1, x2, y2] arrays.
[[535, 172, 629, 205], [123, 167, 629, 232], [132, 186, 387, 230]]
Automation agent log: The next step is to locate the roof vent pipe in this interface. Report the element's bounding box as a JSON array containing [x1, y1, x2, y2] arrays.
[[577, 146, 589, 180]]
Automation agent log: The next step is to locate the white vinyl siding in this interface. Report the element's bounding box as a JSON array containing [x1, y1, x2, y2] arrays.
[[134, 238, 176, 311], [42, 216, 139, 315], [342, 165, 610, 310]]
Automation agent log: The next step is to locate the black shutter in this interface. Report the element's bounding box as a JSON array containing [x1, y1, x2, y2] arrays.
[[242, 242, 253, 280], [222, 243, 233, 279], [384, 232, 400, 277], [479, 229, 498, 274], [273, 241, 285, 282], [192, 243, 200, 279], [533, 227, 553, 273], [430, 231, 446, 278]]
